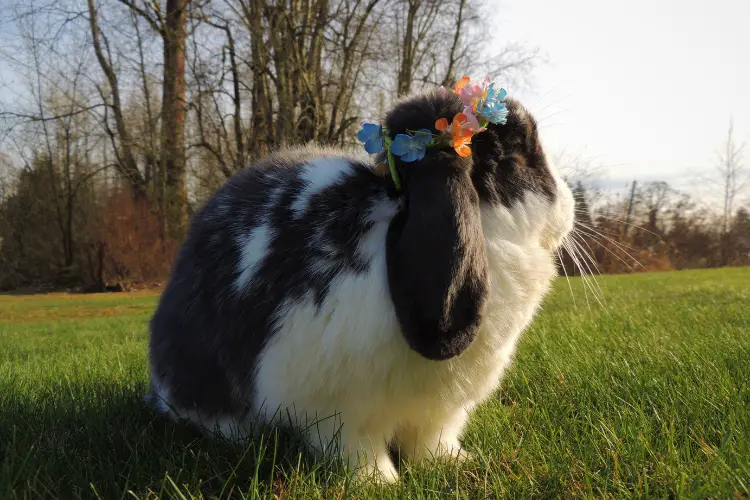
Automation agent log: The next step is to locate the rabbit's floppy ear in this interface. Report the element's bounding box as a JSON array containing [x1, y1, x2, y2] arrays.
[[386, 148, 490, 361]]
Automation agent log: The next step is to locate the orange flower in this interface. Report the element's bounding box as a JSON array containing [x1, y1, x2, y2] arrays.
[[453, 76, 471, 93], [435, 113, 474, 157], [453, 134, 472, 157], [435, 117, 450, 132]]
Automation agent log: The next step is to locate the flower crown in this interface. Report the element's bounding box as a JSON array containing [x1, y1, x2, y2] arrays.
[[357, 76, 509, 189]]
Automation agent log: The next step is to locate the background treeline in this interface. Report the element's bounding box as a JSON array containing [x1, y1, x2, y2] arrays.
[[0, 0, 747, 292], [559, 176, 750, 278]]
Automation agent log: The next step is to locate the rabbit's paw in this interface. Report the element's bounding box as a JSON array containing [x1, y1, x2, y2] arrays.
[[394, 421, 471, 464]]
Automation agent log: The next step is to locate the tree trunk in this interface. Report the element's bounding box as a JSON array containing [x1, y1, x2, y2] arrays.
[[622, 180, 637, 239], [160, 0, 189, 239], [440, 0, 465, 88], [247, 0, 273, 156], [87, 0, 147, 199], [397, 0, 420, 96], [296, 0, 327, 143], [269, 5, 293, 145], [133, 11, 158, 190], [224, 25, 245, 170], [326, 0, 381, 143]]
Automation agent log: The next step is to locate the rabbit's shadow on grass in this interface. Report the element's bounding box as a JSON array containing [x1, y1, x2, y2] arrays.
[[2, 380, 420, 497]]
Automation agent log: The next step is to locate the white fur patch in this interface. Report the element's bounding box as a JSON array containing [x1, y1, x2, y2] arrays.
[[234, 224, 273, 293], [150, 375, 171, 414], [367, 196, 400, 224], [266, 184, 284, 212], [233, 182, 286, 294], [358, 196, 399, 261], [290, 158, 353, 216]]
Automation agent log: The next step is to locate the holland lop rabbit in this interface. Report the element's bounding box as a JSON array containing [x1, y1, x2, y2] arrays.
[[147, 88, 575, 482]]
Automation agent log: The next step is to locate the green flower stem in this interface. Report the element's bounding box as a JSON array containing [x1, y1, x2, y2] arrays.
[[384, 135, 402, 190]]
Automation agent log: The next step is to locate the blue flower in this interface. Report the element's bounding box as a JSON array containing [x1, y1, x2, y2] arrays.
[[356, 122, 384, 154], [389, 129, 433, 162], [485, 84, 507, 103], [477, 84, 509, 125]]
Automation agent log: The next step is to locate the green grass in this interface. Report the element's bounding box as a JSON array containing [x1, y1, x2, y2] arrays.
[[1, 268, 749, 498]]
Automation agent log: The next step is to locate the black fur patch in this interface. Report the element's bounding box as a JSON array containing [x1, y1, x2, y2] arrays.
[[383, 96, 490, 361], [471, 97, 556, 206]]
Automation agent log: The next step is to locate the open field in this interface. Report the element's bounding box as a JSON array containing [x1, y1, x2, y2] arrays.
[[1, 268, 749, 498]]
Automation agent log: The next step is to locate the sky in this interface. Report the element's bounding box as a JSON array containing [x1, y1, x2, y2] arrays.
[[490, 0, 749, 198]]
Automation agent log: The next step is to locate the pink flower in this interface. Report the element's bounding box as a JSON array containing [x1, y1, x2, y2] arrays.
[[453, 76, 492, 110], [461, 106, 486, 133]]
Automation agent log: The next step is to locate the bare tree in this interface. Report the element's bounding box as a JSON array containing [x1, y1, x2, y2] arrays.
[[717, 119, 747, 236], [622, 180, 637, 239], [440, 0, 466, 88], [87, 0, 148, 198], [112, 0, 190, 236], [637, 181, 675, 236], [715, 119, 747, 265]]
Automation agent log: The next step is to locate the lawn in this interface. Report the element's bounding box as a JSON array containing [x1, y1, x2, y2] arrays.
[[1, 268, 749, 498]]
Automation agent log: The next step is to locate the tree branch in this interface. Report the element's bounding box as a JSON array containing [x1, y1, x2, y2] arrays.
[[0, 104, 106, 123]]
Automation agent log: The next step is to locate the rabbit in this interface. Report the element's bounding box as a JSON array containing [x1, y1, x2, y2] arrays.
[[146, 88, 575, 483]]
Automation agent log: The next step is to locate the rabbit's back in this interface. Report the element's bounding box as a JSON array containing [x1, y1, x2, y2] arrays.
[[147, 150, 397, 424]]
